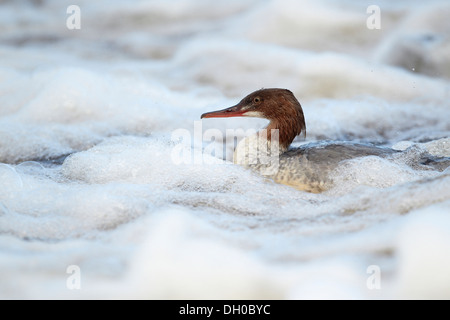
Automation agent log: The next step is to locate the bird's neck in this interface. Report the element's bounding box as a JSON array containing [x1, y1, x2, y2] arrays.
[[232, 125, 287, 167], [265, 115, 305, 151], [233, 115, 305, 166]]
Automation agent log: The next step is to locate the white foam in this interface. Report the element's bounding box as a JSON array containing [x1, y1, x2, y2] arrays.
[[124, 210, 283, 299], [0, 66, 208, 163], [394, 201, 450, 299], [1, 0, 450, 299]]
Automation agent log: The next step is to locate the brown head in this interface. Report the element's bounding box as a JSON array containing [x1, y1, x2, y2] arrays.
[[201, 88, 306, 150]]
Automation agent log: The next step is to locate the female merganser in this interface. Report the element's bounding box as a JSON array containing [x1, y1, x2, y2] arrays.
[[200, 88, 442, 193]]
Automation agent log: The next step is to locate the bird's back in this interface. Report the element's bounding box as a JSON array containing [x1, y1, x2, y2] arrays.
[[270, 142, 397, 193]]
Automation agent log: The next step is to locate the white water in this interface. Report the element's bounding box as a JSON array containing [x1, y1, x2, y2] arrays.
[[0, 0, 449, 299]]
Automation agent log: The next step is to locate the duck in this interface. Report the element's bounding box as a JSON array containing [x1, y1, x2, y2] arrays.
[[201, 88, 446, 193]]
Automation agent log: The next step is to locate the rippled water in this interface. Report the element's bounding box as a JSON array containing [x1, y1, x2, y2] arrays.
[[0, 0, 449, 299]]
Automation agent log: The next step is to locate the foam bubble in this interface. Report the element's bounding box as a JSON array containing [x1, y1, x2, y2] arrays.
[[0, 66, 205, 163], [330, 156, 432, 194], [394, 201, 450, 299], [171, 37, 450, 106], [124, 210, 283, 299]]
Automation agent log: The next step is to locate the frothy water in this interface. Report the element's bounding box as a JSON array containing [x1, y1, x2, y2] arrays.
[[1, 0, 449, 299]]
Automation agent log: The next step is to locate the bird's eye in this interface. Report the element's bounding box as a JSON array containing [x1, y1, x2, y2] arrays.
[[253, 97, 261, 103]]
